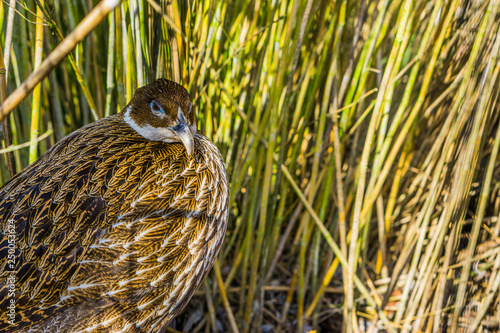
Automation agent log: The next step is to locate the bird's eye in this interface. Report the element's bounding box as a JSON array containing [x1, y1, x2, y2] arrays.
[[150, 101, 164, 115]]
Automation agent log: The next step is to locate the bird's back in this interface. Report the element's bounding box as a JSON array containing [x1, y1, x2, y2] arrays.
[[0, 114, 229, 332]]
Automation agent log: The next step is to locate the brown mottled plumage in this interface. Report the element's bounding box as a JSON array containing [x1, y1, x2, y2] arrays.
[[0, 79, 229, 332]]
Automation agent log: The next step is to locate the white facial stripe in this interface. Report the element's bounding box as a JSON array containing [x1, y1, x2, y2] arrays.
[[178, 106, 183, 121], [178, 106, 197, 134], [124, 105, 178, 143], [177, 106, 197, 135]]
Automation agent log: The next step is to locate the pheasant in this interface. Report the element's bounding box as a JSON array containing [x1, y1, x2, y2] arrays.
[[0, 79, 229, 332]]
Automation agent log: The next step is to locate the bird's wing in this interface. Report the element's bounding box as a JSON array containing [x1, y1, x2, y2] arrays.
[[0, 117, 135, 330]]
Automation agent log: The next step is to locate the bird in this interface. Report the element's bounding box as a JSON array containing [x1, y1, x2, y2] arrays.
[[0, 78, 229, 332]]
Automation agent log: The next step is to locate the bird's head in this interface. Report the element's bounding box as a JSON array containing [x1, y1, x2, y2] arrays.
[[123, 79, 197, 155]]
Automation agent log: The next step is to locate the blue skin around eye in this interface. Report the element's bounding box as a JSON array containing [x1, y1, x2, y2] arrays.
[[150, 101, 165, 115]]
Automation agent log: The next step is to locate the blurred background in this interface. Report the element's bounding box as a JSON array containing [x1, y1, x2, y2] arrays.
[[1, 0, 500, 332]]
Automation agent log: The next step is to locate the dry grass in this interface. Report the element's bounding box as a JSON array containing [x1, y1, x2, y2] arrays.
[[1, 0, 500, 332]]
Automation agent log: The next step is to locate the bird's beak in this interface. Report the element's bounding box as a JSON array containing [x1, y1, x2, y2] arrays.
[[170, 107, 194, 156]]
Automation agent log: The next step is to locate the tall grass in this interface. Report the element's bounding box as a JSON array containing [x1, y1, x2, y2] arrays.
[[1, 0, 500, 332]]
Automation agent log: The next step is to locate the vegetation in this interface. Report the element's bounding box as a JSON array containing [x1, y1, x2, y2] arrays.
[[1, 0, 500, 332]]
